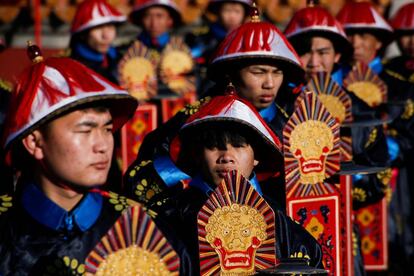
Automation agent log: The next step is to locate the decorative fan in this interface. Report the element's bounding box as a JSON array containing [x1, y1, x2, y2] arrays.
[[307, 71, 353, 124], [85, 205, 180, 275], [159, 36, 196, 95], [198, 170, 276, 276], [118, 41, 159, 101], [343, 62, 387, 107], [283, 91, 340, 197]]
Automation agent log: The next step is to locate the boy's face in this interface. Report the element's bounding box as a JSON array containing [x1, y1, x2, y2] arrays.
[[26, 108, 114, 188], [87, 24, 117, 54], [347, 32, 382, 64], [219, 2, 246, 32], [142, 6, 173, 38], [199, 143, 258, 186], [236, 64, 284, 110], [398, 33, 414, 57], [299, 37, 341, 79]]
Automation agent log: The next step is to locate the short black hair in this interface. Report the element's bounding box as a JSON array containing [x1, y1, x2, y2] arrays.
[[177, 121, 259, 175]]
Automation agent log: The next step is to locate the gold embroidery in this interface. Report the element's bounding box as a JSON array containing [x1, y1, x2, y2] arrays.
[[108, 192, 138, 212], [289, 251, 311, 265], [44, 256, 85, 276], [318, 94, 347, 123], [352, 187, 367, 202], [0, 79, 12, 92], [180, 96, 211, 115], [377, 168, 392, 185], [347, 81, 383, 107], [361, 236, 376, 255], [364, 128, 377, 148], [401, 99, 414, 120], [384, 69, 406, 81], [135, 178, 163, 204], [128, 160, 152, 178], [0, 194, 12, 215]]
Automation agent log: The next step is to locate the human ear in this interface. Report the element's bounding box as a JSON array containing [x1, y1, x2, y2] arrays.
[[334, 52, 341, 63], [253, 159, 259, 167], [21, 130, 44, 160]]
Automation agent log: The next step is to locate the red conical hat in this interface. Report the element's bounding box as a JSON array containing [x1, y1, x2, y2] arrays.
[[2, 44, 138, 163], [130, 0, 182, 27], [71, 0, 126, 34], [209, 14, 304, 82], [336, 1, 393, 44], [170, 89, 283, 178], [284, 5, 352, 57], [390, 3, 414, 32]]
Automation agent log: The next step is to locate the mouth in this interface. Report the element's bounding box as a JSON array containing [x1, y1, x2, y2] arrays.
[[91, 161, 109, 170], [259, 95, 275, 103]]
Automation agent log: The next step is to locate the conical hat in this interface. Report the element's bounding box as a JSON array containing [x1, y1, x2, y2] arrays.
[[209, 9, 304, 82], [390, 3, 414, 32], [285, 5, 352, 57], [2, 44, 137, 158], [71, 0, 126, 34], [336, 1, 393, 45], [170, 90, 283, 177]]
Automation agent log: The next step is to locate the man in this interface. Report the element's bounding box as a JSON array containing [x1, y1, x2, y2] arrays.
[[129, 0, 181, 53], [137, 91, 323, 274], [69, 0, 126, 84], [336, 1, 394, 74], [0, 43, 138, 274]]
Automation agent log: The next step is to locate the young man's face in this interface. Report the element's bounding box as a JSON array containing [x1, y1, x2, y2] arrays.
[[347, 32, 382, 64], [28, 108, 114, 188], [200, 143, 258, 186], [236, 64, 284, 110], [142, 6, 173, 38], [219, 2, 245, 32], [299, 37, 341, 79], [87, 24, 117, 54], [398, 33, 414, 57]]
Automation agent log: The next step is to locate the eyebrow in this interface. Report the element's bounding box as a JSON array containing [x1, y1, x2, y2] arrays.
[[75, 119, 113, 128], [314, 47, 332, 52]]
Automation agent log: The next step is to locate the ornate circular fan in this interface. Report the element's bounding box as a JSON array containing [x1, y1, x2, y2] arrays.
[[307, 72, 353, 124], [159, 36, 195, 95], [283, 91, 340, 197], [198, 170, 276, 276], [343, 62, 387, 107], [85, 205, 180, 275], [118, 41, 159, 101]]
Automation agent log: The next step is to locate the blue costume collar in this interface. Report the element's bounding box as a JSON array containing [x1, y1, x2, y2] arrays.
[[74, 43, 117, 62], [22, 183, 103, 232], [190, 173, 262, 196], [259, 103, 277, 122], [210, 22, 227, 41], [138, 31, 170, 49], [368, 56, 383, 75], [154, 155, 191, 187]]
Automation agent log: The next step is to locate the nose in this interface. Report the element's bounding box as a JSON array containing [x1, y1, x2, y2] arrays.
[[93, 130, 112, 154], [350, 34, 362, 48], [217, 149, 235, 164], [263, 73, 275, 89], [308, 52, 320, 69]]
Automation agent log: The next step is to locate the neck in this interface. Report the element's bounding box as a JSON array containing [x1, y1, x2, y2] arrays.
[[36, 173, 83, 211]]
